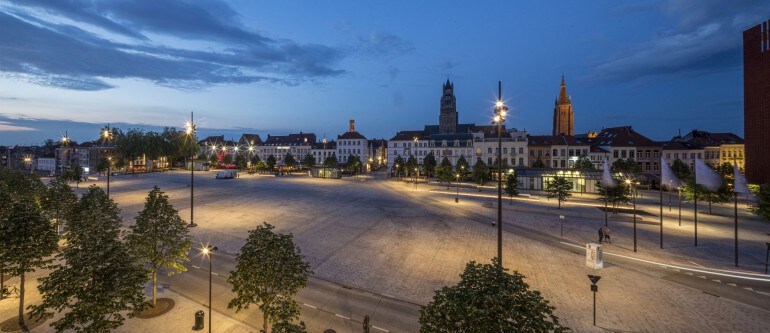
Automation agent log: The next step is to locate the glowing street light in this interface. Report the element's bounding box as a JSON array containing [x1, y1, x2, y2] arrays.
[[201, 245, 217, 333], [102, 124, 112, 197], [455, 172, 460, 203], [493, 81, 508, 267], [626, 179, 638, 252]]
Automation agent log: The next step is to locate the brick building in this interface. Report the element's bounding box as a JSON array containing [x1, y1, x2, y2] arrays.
[[744, 19, 770, 184]]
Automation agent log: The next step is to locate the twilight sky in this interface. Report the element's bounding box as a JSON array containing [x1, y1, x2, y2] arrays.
[[0, 0, 767, 145]]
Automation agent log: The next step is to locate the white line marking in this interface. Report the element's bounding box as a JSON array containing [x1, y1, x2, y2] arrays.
[[211, 272, 219, 276], [559, 242, 770, 282], [689, 261, 705, 268], [743, 287, 754, 291], [712, 279, 721, 283], [303, 303, 317, 309], [335, 314, 350, 320], [372, 325, 389, 332], [728, 283, 738, 287], [192, 265, 200, 269], [697, 275, 706, 279], [685, 272, 693, 276]]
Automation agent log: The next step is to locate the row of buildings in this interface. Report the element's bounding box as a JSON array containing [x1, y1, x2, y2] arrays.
[[1, 78, 745, 191]]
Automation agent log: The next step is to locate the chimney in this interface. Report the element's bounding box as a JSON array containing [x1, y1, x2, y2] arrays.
[[349, 119, 355, 132]]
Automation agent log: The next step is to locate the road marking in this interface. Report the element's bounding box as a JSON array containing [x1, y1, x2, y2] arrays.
[[335, 314, 350, 320], [689, 261, 705, 268], [303, 303, 317, 309], [697, 275, 706, 279], [192, 265, 200, 269], [372, 325, 389, 332], [712, 279, 721, 283], [728, 283, 738, 287], [212, 272, 219, 276], [685, 272, 693, 276], [743, 287, 754, 291]]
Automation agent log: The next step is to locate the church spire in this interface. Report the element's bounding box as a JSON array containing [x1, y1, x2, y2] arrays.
[[558, 74, 570, 105]]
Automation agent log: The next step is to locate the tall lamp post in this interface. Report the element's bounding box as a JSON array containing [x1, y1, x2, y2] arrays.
[[202, 246, 218, 333], [102, 125, 112, 198], [626, 179, 638, 252], [455, 172, 460, 203], [186, 113, 197, 227], [493, 81, 508, 266], [322, 138, 327, 179], [24, 156, 32, 174]]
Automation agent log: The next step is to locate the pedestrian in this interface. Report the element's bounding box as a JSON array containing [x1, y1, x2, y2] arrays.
[[598, 227, 604, 243], [603, 226, 612, 244]]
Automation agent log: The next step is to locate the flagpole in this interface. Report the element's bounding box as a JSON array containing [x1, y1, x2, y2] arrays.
[[694, 168, 698, 247], [734, 157, 739, 267], [660, 180, 664, 249]]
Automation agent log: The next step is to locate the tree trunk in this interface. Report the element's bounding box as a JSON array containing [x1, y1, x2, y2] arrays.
[[19, 272, 25, 326], [708, 201, 712, 214], [558, 200, 561, 209], [152, 270, 157, 306], [263, 311, 269, 333]]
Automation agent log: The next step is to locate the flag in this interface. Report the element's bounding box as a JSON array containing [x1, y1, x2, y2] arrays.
[[733, 162, 750, 195], [695, 159, 722, 191], [602, 159, 616, 187], [660, 156, 681, 189]]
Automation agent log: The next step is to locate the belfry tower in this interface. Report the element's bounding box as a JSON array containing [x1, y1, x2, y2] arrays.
[[439, 79, 458, 134], [552, 75, 574, 136]]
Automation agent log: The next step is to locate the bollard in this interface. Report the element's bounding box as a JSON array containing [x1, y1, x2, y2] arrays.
[[193, 310, 205, 331]]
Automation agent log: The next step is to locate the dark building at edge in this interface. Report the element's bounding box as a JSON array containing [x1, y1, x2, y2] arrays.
[[744, 19, 770, 184]]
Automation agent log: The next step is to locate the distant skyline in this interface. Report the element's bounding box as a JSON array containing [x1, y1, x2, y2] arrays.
[[1, 0, 767, 145]]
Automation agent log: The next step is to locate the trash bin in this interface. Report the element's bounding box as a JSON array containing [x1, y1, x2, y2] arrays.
[[193, 310, 205, 330]]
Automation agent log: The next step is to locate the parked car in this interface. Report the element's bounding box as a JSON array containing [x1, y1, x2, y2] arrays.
[[215, 170, 236, 179]]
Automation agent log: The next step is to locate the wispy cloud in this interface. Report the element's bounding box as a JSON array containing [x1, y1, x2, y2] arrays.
[[593, 0, 769, 83], [355, 31, 414, 57], [0, 120, 35, 131], [0, 0, 347, 91]]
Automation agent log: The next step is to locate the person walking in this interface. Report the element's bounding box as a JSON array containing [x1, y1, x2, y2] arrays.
[[598, 227, 604, 243], [603, 226, 612, 244]]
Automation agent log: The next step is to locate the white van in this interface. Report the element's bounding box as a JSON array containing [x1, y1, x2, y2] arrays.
[[215, 170, 236, 179]]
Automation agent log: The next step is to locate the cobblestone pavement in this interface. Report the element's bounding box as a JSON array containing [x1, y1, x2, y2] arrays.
[[35, 171, 770, 332]]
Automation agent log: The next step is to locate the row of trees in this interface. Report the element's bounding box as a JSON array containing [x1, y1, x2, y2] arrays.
[[98, 127, 200, 172], [0, 170, 313, 332]]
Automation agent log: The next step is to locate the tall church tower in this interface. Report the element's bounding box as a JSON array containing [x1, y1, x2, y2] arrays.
[[552, 75, 574, 136], [439, 79, 458, 134]]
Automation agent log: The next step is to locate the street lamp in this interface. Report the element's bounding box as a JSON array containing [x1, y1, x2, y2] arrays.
[[395, 163, 400, 180], [322, 138, 327, 179], [202, 245, 218, 333], [626, 179, 638, 252], [185, 113, 197, 227], [493, 81, 508, 267], [23, 156, 32, 174], [455, 172, 460, 203], [102, 125, 112, 198]]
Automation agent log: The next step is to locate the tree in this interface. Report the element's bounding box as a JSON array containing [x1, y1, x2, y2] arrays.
[[545, 176, 573, 209], [42, 177, 78, 233], [419, 258, 567, 332], [0, 197, 58, 327], [284, 153, 296, 169], [670, 158, 691, 180], [406, 155, 418, 177], [301, 153, 315, 169], [750, 183, 770, 221], [31, 186, 148, 332], [423, 153, 437, 178], [267, 154, 277, 170], [228, 223, 312, 332], [573, 155, 595, 172], [126, 186, 192, 306], [435, 166, 454, 189], [610, 158, 626, 173], [472, 159, 490, 191], [323, 154, 339, 168], [456, 155, 470, 179], [209, 153, 219, 167], [611, 158, 640, 177], [234, 155, 247, 171], [62, 165, 84, 188], [222, 153, 233, 166], [597, 182, 631, 212], [393, 155, 405, 177], [532, 158, 546, 168], [346, 155, 361, 174], [269, 299, 308, 333], [251, 155, 262, 171], [505, 173, 519, 204]]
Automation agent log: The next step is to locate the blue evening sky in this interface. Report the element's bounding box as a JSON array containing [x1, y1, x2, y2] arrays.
[[0, 0, 766, 145]]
